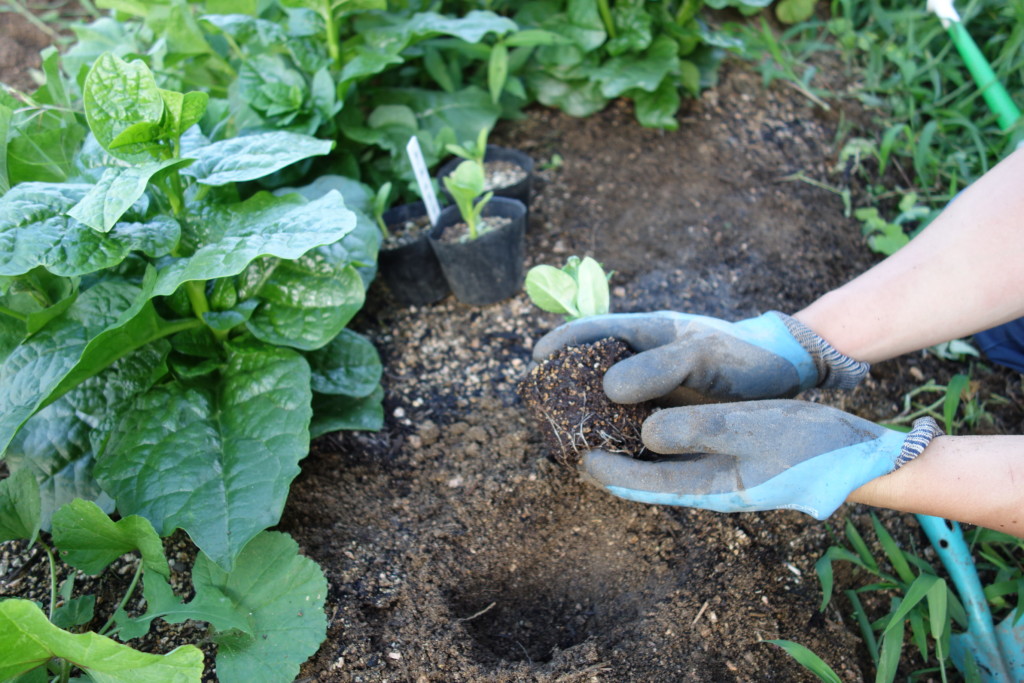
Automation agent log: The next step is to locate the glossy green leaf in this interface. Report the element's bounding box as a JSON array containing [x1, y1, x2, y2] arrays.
[[83, 53, 165, 162], [488, 42, 509, 103], [52, 498, 169, 577], [246, 259, 365, 351], [764, 640, 842, 683], [0, 469, 41, 544], [524, 265, 579, 317], [306, 329, 382, 397], [310, 385, 384, 438], [0, 183, 179, 277], [0, 599, 203, 682], [97, 343, 313, 570], [181, 132, 333, 186], [152, 191, 356, 299], [400, 10, 517, 43], [5, 343, 170, 530], [67, 159, 190, 232], [196, 531, 328, 683], [528, 72, 608, 118], [594, 35, 678, 98], [115, 570, 252, 639], [633, 79, 681, 130]]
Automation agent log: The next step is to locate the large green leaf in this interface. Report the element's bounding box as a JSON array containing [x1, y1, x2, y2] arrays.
[[0, 599, 203, 682], [0, 279, 149, 455], [310, 385, 384, 438], [154, 191, 356, 299], [246, 258, 365, 351], [181, 132, 333, 186], [400, 10, 517, 43], [5, 343, 169, 530], [97, 343, 313, 570], [306, 329, 382, 397], [0, 183, 179, 277], [51, 498, 170, 577], [196, 531, 327, 683], [0, 469, 41, 544], [83, 53, 166, 162], [593, 34, 678, 98]]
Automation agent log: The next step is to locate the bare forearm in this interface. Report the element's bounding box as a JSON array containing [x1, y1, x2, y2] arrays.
[[848, 435, 1024, 537], [795, 147, 1024, 363]]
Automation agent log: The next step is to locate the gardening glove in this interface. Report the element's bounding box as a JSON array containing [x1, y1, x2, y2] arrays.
[[579, 400, 942, 520], [532, 311, 869, 404]]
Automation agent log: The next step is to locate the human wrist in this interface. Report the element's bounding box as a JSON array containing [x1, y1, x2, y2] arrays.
[[772, 311, 870, 389]]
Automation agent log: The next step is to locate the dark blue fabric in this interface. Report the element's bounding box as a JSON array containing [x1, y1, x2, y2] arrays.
[[974, 318, 1024, 373]]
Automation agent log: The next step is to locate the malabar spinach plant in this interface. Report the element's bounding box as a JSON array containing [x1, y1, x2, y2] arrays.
[[525, 255, 611, 320], [1, 52, 380, 678], [442, 159, 493, 239]]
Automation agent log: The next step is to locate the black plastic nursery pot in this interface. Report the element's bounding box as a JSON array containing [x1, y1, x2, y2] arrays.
[[378, 201, 450, 306], [436, 145, 535, 214], [428, 196, 527, 306]]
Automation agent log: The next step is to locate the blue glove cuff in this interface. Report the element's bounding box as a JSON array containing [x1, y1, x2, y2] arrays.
[[771, 312, 871, 390]]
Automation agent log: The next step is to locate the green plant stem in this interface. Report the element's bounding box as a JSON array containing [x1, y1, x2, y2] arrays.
[[185, 281, 229, 341], [42, 541, 58, 621], [99, 559, 144, 637], [322, 3, 341, 71], [0, 304, 28, 322], [596, 0, 616, 39]]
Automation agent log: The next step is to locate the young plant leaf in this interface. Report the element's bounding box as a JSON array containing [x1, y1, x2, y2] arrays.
[[764, 640, 842, 683], [51, 498, 170, 577], [83, 53, 166, 163], [0, 599, 203, 682], [574, 256, 610, 318], [67, 159, 191, 233], [195, 531, 327, 683], [0, 468, 41, 544], [882, 574, 942, 636], [524, 265, 580, 317], [97, 343, 313, 570]]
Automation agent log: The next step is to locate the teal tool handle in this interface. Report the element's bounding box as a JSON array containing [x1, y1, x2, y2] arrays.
[[947, 22, 1022, 131]]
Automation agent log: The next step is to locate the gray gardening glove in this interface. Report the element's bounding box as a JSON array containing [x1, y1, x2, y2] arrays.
[[580, 400, 941, 520], [532, 311, 869, 404]]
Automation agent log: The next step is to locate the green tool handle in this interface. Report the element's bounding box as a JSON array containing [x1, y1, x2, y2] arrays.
[[948, 22, 1023, 131]]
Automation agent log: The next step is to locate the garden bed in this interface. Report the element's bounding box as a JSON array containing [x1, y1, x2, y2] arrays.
[[3, 5, 1023, 682]]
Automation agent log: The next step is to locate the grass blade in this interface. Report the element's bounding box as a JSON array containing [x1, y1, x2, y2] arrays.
[[764, 640, 843, 683]]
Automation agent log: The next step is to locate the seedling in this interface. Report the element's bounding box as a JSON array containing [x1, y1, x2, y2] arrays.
[[445, 126, 490, 166], [524, 255, 611, 321], [372, 181, 394, 240], [442, 159, 493, 240]]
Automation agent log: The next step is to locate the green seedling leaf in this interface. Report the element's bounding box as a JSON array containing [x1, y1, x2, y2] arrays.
[[0, 469, 41, 544], [97, 343, 312, 570], [51, 499, 169, 577], [764, 640, 842, 683], [815, 545, 867, 608], [882, 574, 942, 636], [52, 575, 96, 630], [870, 513, 915, 585], [0, 599, 203, 682], [68, 159, 191, 233], [524, 265, 579, 317], [306, 329, 383, 397], [195, 531, 328, 683], [488, 42, 509, 104], [83, 53, 165, 162], [844, 519, 879, 573], [876, 605, 905, 683], [575, 256, 610, 318], [181, 132, 333, 186], [943, 373, 969, 434], [310, 386, 384, 438], [0, 183, 180, 278], [246, 258, 365, 352]]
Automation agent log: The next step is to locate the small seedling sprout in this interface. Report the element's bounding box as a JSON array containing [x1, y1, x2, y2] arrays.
[[525, 255, 611, 321], [443, 159, 493, 240], [445, 126, 490, 166], [372, 181, 393, 240]]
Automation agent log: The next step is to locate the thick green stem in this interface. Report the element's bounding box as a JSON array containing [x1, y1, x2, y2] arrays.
[[596, 0, 616, 39], [184, 281, 229, 341], [322, 3, 341, 70]]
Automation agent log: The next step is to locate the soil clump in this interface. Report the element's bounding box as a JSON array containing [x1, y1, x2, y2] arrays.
[[517, 338, 654, 466]]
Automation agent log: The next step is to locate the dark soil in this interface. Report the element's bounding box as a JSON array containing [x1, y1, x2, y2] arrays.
[[4, 6, 1024, 683], [517, 339, 654, 466], [383, 214, 432, 250]]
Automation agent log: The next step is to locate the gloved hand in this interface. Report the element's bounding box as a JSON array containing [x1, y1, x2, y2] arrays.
[[532, 311, 869, 404], [579, 400, 941, 520]]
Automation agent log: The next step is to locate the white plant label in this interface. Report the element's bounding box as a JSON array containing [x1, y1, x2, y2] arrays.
[[406, 136, 441, 225]]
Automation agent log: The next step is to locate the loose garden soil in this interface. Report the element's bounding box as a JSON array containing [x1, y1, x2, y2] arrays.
[[3, 6, 1024, 682]]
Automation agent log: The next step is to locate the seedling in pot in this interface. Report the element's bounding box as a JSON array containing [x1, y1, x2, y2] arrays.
[[442, 159, 494, 241], [372, 181, 394, 240], [446, 126, 490, 166], [518, 256, 654, 467]]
